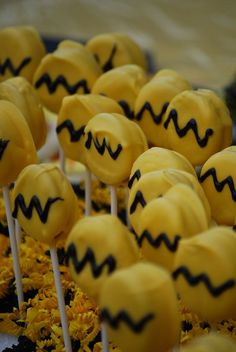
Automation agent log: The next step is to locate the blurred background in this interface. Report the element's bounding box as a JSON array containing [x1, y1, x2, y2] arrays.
[[0, 0, 235, 89]]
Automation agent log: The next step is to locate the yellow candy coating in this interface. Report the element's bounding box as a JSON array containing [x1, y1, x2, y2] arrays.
[[128, 168, 211, 234], [0, 77, 47, 150], [99, 262, 180, 352], [92, 64, 147, 119], [57, 94, 123, 164], [66, 214, 139, 303], [0, 100, 37, 186], [173, 226, 236, 321], [0, 25, 46, 83], [199, 146, 236, 226], [84, 112, 148, 185], [180, 333, 236, 352], [134, 69, 191, 147], [12, 163, 78, 246], [139, 184, 208, 271], [128, 147, 196, 189], [163, 89, 232, 166], [33, 40, 102, 113]]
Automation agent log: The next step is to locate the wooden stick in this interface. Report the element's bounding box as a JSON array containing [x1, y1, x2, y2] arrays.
[[101, 322, 109, 352], [109, 185, 117, 216], [50, 247, 72, 352], [85, 168, 92, 216], [3, 186, 24, 308]]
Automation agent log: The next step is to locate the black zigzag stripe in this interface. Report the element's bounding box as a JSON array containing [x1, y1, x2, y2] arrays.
[[85, 131, 122, 160], [129, 190, 147, 214], [56, 120, 85, 142], [0, 139, 9, 160], [172, 266, 235, 297], [164, 109, 214, 147], [34, 73, 90, 94], [128, 169, 141, 189], [95, 44, 117, 72], [199, 167, 236, 201], [101, 309, 154, 333], [118, 100, 134, 120], [66, 244, 116, 278], [138, 230, 181, 252], [135, 102, 169, 124], [0, 57, 31, 76], [12, 194, 64, 224]]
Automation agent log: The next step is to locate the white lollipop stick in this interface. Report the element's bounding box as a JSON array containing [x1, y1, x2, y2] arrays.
[[101, 322, 109, 352], [85, 167, 92, 216], [3, 186, 24, 308], [15, 219, 21, 250], [59, 145, 66, 173], [109, 185, 117, 216], [50, 247, 72, 352]]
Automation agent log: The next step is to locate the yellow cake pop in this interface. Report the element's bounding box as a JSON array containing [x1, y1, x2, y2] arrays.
[[173, 226, 236, 321], [134, 69, 191, 147], [163, 89, 232, 166], [86, 33, 147, 72], [99, 262, 180, 352], [12, 163, 78, 246], [128, 147, 196, 189], [33, 40, 102, 113], [0, 100, 38, 186], [65, 214, 139, 303], [128, 168, 211, 234], [56, 94, 123, 164], [92, 64, 147, 119], [138, 184, 208, 271], [84, 112, 148, 185], [0, 77, 47, 150], [180, 333, 236, 352], [0, 25, 46, 83], [199, 146, 236, 226]]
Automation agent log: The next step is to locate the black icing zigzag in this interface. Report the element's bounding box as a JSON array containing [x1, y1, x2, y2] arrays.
[[0, 57, 31, 76], [118, 100, 134, 120], [56, 120, 85, 142], [138, 230, 181, 252], [129, 190, 147, 214], [66, 244, 116, 278], [172, 266, 235, 297], [128, 169, 141, 189], [199, 167, 236, 201], [12, 194, 64, 224], [95, 44, 117, 72], [101, 308, 154, 333], [34, 73, 90, 94], [0, 139, 9, 160], [85, 131, 122, 160], [135, 102, 169, 124], [164, 109, 214, 147]]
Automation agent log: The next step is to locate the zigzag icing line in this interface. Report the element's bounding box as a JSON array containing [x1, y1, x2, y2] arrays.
[[66, 244, 116, 278], [56, 120, 85, 142], [164, 109, 214, 147], [135, 101, 169, 124], [95, 44, 117, 72], [85, 131, 122, 160], [34, 73, 90, 94], [0, 139, 9, 160], [172, 266, 235, 297], [12, 194, 63, 224], [118, 100, 134, 120], [199, 167, 236, 201], [138, 230, 181, 252], [101, 308, 154, 333], [129, 190, 147, 214], [0, 57, 31, 76], [128, 169, 141, 189]]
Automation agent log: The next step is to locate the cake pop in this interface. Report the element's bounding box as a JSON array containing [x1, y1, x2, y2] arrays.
[[199, 146, 236, 226], [0, 25, 45, 83], [92, 64, 147, 119], [138, 184, 208, 271], [134, 69, 191, 147], [163, 89, 232, 166], [100, 262, 180, 352], [173, 226, 236, 321], [0, 76, 47, 150], [180, 333, 236, 352], [33, 40, 102, 113]]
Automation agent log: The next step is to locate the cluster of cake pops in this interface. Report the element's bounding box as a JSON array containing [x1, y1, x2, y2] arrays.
[[0, 24, 236, 352]]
